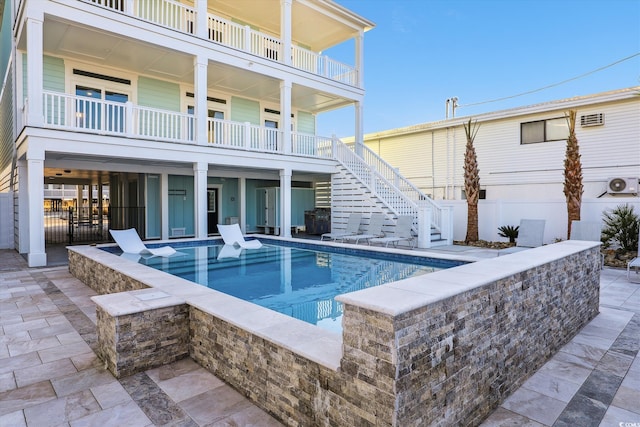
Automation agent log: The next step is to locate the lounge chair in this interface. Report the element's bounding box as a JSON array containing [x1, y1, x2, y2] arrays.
[[218, 223, 262, 249], [498, 219, 545, 256], [341, 213, 385, 244], [109, 228, 177, 257], [369, 215, 416, 248], [321, 213, 362, 241], [627, 229, 640, 283]]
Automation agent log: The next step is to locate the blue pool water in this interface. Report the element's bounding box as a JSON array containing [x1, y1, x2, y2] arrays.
[[103, 239, 465, 333]]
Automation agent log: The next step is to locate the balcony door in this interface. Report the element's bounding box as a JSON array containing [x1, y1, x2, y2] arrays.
[[187, 106, 225, 143], [75, 85, 128, 132], [264, 119, 278, 150]]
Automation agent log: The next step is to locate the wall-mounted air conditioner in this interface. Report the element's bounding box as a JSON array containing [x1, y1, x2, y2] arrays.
[[607, 177, 638, 195]]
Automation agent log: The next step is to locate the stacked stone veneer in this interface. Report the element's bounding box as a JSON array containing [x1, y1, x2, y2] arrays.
[[96, 300, 190, 377], [68, 250, 149, 294], [70, 241, 601, 426]]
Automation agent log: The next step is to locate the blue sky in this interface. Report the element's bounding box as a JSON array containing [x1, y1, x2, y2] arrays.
[[317, 0, 640, 138]]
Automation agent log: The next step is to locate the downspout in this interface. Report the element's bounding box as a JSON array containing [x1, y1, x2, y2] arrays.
[[431, 131, 435, 197]]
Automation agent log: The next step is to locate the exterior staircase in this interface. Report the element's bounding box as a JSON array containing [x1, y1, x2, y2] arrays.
[[330, 140, 452, 247]]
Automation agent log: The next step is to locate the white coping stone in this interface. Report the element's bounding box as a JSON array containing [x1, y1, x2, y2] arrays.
[[336, 240, 599, 316], [91, 289, 186, 316]]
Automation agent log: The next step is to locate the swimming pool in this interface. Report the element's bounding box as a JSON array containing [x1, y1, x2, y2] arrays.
[[103, 239, 465, 332]]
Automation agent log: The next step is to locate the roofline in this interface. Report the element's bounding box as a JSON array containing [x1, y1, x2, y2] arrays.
[[313, 0, 375, 32], [353, 86, 640, 141]]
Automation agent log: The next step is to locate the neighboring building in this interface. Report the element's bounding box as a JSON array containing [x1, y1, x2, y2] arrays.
[[0, 0, 452, 266], [345, 87, 640, 242], [350, 87, 640, 201]]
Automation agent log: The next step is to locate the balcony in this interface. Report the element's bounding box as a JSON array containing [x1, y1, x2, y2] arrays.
[[85, 0, 359, 86], [40, 91, 335, 158]]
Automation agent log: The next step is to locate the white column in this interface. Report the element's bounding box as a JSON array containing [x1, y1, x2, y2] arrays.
[[355, 30, 364, 88], [194, 162, 208, 238], [27, 150, 46, 267], [279, 169, 292, 237], [196, 0, 208, 39], [355, 101, 364, 156], [194, 55, 208, 145], [26, 16, 44, 127], [280, 80, 292, 154], [161, 173, 169, 240], [281, 0, 292, 66], [239, 177, 247, 232]]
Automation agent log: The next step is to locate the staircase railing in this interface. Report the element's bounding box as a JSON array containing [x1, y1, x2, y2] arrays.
[[333, 139, 443, 234]]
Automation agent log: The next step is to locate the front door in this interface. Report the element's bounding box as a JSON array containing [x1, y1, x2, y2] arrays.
[[207, 188, 218, 234]]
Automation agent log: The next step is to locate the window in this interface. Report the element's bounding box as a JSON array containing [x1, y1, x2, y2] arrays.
[[521, 118, 568, 144], [75, 86, 128, 132]]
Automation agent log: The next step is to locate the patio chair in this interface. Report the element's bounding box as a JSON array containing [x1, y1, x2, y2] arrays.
[[569, 220, 602, 242], [570, 220, 604, 268], [498, 219, 545, 256], [627, 229, 640, 283], [321, 213, 362, 241], [109, 228, 177, 257], [218, 223, 262, 249], [341, 213, 385, 244], [369, 215, 416, 248]]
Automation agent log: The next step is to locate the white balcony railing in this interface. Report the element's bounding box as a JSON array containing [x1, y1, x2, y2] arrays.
[[41, 91, 336, 158], [136, 0, 196, 34], [84, 0, 358, 86]]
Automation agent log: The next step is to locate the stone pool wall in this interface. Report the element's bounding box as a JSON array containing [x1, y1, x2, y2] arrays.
[[337, 243, 601, 425], [71, 241, 601, 426]]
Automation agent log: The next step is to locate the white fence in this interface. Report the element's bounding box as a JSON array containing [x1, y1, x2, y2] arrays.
[[0, 193, 14, 249], [442, 197, 640, 243]]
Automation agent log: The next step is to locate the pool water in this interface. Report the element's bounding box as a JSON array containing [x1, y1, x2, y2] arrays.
[[115, 242, 462, 332]]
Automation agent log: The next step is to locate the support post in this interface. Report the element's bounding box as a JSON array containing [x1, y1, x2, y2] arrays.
[[417, 202, 432, 249], [280, 169, 292, 238], [27, 150, 47, 266], [193, 162, 208, 239]]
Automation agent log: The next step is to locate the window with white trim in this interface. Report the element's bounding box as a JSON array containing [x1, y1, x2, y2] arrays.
[[521, 117, 568, 144]]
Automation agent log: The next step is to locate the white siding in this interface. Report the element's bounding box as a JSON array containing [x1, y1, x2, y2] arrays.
[[364, 92, 640, 200]]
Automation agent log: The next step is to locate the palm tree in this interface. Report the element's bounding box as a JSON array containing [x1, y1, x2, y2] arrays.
[[463, 118, 480, 242], [564, 110, 583, 239]]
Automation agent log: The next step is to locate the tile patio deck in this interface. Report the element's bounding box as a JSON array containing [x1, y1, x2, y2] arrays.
[[0, 246, 638, 426]]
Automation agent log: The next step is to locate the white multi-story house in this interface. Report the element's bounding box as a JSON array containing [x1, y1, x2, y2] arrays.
[[0, 0, 451, 266], [345, 87, 640, 241]]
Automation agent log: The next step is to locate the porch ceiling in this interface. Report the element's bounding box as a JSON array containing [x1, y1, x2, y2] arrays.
[[213, 0, 374, 52], [43, 154, 330, 184], [37, 17, 351, 113]]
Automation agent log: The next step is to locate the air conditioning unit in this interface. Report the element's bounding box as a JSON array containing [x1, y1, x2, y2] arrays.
[[607, 177, 639, 195]]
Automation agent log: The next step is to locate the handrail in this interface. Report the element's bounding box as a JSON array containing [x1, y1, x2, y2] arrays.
[[83, 0, 360, 87], [333, 139, 443, 233], [136, 0, 195, 34]]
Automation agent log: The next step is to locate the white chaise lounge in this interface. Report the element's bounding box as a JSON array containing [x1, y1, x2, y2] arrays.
[[217, 223, 262, 249], [109, 228, 177, 257]]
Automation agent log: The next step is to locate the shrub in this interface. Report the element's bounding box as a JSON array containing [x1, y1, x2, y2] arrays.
[[601, 204, 639, 251], [498, 225, 519, 243]]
